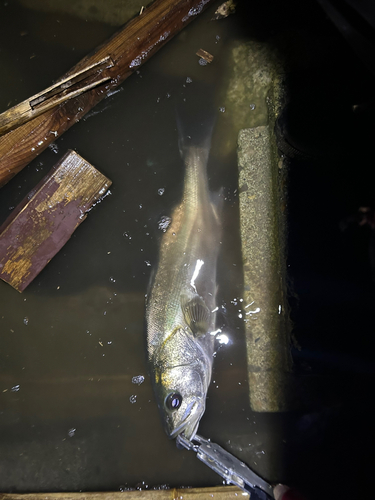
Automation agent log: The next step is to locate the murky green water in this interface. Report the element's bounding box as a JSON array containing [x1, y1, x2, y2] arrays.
[[0, 0, 277, 492]]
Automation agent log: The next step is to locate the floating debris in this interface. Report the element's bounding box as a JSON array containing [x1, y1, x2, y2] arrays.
[[212, 0, 236, 20], [0, 150, 111, 292], [196, 48, 214, 63]]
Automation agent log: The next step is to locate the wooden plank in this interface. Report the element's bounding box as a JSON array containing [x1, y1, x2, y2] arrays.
[[0, 0, 216, 188], [0, 486, 247, 500], [0, 150, 111, 292]]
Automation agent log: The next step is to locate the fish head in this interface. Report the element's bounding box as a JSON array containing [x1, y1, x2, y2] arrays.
[[152, 326, 213, 439], [156, 364, 207, 440]]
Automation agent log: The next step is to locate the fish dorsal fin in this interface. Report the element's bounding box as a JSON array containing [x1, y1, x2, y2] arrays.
[[181, 294, 211, 337]]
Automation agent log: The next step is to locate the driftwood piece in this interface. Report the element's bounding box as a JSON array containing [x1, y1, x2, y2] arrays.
[[0, 0, 216, 188], [196, 48, 214, 63], [0, 486, 247, 500], [0, 150, 111, 292]]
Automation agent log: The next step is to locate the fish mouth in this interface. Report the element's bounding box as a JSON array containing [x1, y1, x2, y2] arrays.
[[169, 417, 200, 441], [167, 401, 204, 440]]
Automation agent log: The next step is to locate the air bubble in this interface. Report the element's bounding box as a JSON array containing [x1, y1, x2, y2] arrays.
[[49, 143, 59, 154], [132, 375, 145, 385], [158, 216, 171, 232]]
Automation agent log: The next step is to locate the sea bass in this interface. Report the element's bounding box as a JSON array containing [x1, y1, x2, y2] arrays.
[[146, 130, 222, 440]]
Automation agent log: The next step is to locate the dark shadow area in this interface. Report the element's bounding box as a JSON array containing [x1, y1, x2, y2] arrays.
[[236, 1, 375, 499]]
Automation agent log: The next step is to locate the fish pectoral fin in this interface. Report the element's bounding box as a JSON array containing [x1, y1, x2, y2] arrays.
[[181, 294, 211, 337]]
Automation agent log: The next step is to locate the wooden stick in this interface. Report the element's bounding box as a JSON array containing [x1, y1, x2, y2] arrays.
[[0, 486, 246, 500], [0, 0, 216, 188], [196, 48, 214, 63], [0, 57, 114, 135], [0, 150, 111, 292]]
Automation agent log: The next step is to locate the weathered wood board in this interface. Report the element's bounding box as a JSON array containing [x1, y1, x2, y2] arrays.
[[0, 486, 247, 500], [0, 150, 111, 292]]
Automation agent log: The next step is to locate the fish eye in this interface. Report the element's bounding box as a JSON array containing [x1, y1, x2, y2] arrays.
[[165, 392, 182, 411]]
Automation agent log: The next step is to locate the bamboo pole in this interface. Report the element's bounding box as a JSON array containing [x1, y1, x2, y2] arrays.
[[0, 486, 246, 500], [0, 0, 216, 188]]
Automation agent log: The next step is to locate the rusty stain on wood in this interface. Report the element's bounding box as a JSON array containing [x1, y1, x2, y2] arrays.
[[196, 48, 214, 63], [0, 0, 216, 188], [0, 486, 247, 500], [0, 150, 111, 292]]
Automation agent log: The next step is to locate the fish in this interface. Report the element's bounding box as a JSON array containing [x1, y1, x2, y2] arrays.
[[146, 126, 222, 440]]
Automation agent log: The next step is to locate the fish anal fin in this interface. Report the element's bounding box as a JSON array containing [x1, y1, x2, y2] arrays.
[[181, 294, 211, 337]]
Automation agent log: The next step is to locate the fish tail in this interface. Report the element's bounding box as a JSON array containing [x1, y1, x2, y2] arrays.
[[176, 112, 215, 160], [175, 112, 216, 204]]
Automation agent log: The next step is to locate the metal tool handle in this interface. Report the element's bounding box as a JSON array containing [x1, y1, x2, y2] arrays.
[[176, 434, 275, 499]]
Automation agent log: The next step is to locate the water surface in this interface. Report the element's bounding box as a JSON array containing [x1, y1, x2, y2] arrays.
[[0, 0, 257, 492]]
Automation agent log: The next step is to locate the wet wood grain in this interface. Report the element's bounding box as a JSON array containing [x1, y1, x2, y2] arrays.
[[0, 0, 216, 188], [0, 150, 111, 292], [0, 486, 246, 500], [0, 57, 114, 136]]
